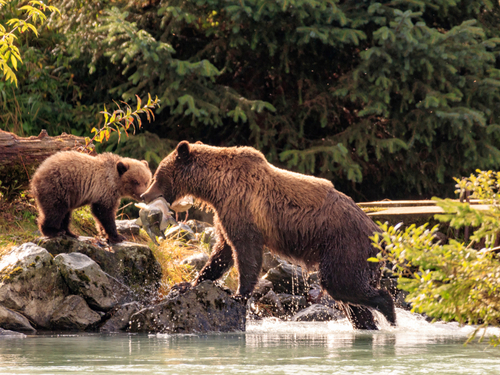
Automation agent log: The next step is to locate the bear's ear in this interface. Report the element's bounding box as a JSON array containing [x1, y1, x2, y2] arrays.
[[194, 141, 203, 145], [117, 161, 129, 176], [141, 160, 149, 167], [176, 141, 190, 161]]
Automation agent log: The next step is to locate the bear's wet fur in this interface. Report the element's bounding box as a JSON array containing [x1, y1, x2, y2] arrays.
[[31, 151, 152, 244], [141, 141, 396, 329]]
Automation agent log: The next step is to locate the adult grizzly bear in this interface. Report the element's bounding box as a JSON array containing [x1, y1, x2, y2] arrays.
[[141, 141, 395, 329], [31, 151, 152, 244]]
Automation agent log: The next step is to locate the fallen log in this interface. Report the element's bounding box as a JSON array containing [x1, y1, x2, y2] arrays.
[[0, 129, 87, 191]]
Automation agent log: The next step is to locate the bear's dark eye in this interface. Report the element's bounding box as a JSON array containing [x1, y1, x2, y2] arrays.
[[131, 180, 139, 186]]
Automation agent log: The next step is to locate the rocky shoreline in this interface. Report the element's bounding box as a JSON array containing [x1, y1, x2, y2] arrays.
[[0, 220, 407, 336]]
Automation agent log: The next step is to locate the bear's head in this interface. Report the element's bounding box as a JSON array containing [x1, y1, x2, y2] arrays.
[[140, 141, 192, 204], [117, 158, 152, 201]]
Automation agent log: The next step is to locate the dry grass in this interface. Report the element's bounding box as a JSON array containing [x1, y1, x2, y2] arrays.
[[150, 239, 240, 298]]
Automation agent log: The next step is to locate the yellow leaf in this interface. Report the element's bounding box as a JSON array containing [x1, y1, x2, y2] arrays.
[[11, 55, 17, 70]]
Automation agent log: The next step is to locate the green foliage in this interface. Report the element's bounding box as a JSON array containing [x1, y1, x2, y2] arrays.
[[371, 170, 500, 345], [0, 0, 59, 86], [3, 0, 500, 200]]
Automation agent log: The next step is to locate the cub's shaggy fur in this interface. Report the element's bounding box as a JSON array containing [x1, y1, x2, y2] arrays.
[[31, 151, 151, 243], [141, 141, 396, 330]]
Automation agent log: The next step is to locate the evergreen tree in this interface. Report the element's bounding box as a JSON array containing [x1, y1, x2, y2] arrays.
[[2, 0, 499, 200]]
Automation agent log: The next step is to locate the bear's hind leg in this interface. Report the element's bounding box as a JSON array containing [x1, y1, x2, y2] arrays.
[[336, 301, 378, 330]]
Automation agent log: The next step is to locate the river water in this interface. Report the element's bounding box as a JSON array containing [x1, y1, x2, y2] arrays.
[[0, 309, 499, 374]]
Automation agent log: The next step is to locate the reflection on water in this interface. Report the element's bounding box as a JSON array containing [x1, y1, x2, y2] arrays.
[[0, 309, 499, 374]]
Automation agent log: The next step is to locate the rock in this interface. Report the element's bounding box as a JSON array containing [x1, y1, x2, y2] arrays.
[[128, 281, 246, 334], [263, 262, 310, 295], [291, 304, 345, 322], [258, 290, 285, 317], [0, 243, 68, 328], [164, 224, 196, 241], [99, 302, 142, 333], [0, 304, 36, 333], [252, 278, 274, 298], [115, 220, 141, 235], [0, 328, 26, 337], [307, 283, 337, 308], [276, 293, 307, 316], [261, 250, 280, 274], [54, 253, 120, 312], [198, 227, 217, 250], [49, 295, 101, 331], [37, 237, 162, 299], [185, 220, 212, 234], [180, 252, 209, 271]]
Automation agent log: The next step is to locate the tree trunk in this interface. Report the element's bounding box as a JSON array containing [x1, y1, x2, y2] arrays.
[[0, 130, 87, 191]]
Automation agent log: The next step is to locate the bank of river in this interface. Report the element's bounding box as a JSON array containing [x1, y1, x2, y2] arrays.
[[0, 309, 499, 374]]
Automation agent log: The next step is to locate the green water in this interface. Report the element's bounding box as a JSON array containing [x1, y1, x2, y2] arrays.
[[0, 310, 499, 374]]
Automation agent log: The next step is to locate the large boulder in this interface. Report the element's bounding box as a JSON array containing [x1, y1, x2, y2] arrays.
[[0, 304, 36, 333], [0, 243, 67, 328], [128, 281, 246, 334], [37, 237, 162, 299], [99, 302, 142, 333], [49, 295, 102, 331], [54, 253, 127, 312], [0, 328, 26, 337]]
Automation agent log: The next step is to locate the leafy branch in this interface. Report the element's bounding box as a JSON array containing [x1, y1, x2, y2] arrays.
[[0, 0, 60, 86], [82, 94, 161, 153], [371, 170, 500, 346]]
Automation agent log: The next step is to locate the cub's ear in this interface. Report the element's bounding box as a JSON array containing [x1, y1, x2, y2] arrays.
[[117, 161, 129, 176], [176, 141, 190, 161], [141, 160, 149, 167], [194, 141, 203, 145]]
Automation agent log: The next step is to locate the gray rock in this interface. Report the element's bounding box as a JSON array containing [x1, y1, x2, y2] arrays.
[[198, 227, 217, 250], [165, 224, 196, 241], [185, 220, 212, 234], [37, 237, 162, 299], [0, 304, 36, 333], [100, 302, 142, 333], [261, 250, 280, 274], [252, 278, 273, 298], [258, 290, 285, 317], [0, 328, 26, 337], [291, 304, 345, 322], [180, 252, 209, 271], [0, 243, 67, 328], [276, 293, 308, 316], [115, 220, 141, 235], [128, 281, 246, 334], [263, 262, 310, 295], [54, 253, 119, 312], [49, 295, 101, 331]]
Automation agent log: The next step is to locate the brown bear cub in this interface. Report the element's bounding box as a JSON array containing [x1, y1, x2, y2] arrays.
[[31, 151, 152, 244], [141, 141, 396, 330]]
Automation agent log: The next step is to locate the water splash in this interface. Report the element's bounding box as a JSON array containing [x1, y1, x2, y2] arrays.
[[248, 308, 500, 340]]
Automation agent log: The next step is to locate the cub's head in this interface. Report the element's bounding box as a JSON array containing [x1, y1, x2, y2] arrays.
[[140, 141, 195, 204], [117, 158, 152, 201]]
